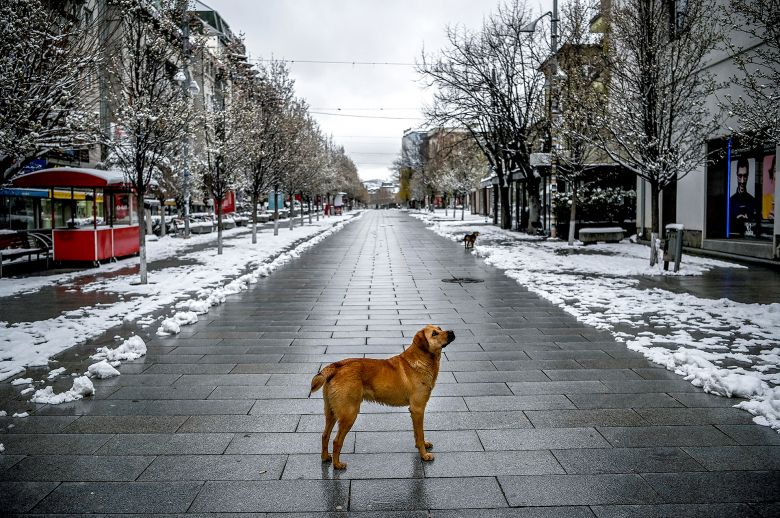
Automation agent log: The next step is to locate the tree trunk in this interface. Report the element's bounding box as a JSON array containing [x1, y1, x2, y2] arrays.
[[273, 190, 279, 236], [526, 179, 541, 233], [499, 185, 512, 230], [308, 197, 312, 224], [289, 191, 294, 230], [136, 191, 147, 284], [492, 188, 499, 225], [216, 198, 223, 255], [568, 184, 577, 246], [650, 182, 660, 239], [300, 192, 305, 227], [461, 192, 465, 221], [158, 199, 166, 237], [251, 191, 258, 244], [649, 182, 660, 265]]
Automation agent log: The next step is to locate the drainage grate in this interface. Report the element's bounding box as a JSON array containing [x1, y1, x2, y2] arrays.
[[442, 277, 485, 284]]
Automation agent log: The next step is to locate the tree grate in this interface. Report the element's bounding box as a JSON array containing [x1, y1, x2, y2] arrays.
[[441, 277, 484, 284]]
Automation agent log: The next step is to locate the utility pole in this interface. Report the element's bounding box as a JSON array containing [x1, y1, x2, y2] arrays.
[[549, 0, 559, 238]]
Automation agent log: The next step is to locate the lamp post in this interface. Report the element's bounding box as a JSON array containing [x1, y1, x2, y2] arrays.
[[521, 0, 559, 237], [176, 16, 200, 239]]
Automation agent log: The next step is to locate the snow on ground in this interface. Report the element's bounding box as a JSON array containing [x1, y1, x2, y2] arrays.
[[29, 376, 94, 405], [87, 360, 120, 379], [0, 224, 257, 299], [0, 212, 361, 381], [413, 210, 780, 431]]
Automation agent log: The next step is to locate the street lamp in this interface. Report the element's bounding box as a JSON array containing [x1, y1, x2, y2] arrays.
[[521, 0, 559, 237]]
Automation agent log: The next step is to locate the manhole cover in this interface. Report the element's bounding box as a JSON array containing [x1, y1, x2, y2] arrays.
[[442, 277, 484, 284]]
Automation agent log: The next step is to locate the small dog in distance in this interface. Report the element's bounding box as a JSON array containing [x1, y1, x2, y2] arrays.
[[463, 231, 480, 249]]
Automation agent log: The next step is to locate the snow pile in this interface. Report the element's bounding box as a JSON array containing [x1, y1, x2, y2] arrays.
[[30, 376, 94, 405], [175, 298, 210, 314], [156, 311, 198, 336], [10, 378, 32, 386], [12, 412, 29, 418], [47, 367, 66, 379], [0, 411, 5, 416], [87, 360, 120, 379], [630, 341, 767, 398], [0, 444, 4, 453], [414, 210, 780, 432], [91, 336, 147, 362], [20, 387, 34, 395], [735, 387, 780, 429]]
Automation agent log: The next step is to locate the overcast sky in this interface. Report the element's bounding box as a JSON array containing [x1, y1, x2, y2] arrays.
[[207, 0, 551, 182]]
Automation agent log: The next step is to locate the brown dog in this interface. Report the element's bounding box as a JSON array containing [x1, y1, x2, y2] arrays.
[[309, 324, 455, 469], [463, 231, 480, 249]]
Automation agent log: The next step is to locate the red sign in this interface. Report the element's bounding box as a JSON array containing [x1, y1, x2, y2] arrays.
[[216, 191, 236, 214]]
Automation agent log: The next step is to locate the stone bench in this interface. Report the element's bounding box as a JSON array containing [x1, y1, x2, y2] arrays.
[[578, 226, 625, 244]]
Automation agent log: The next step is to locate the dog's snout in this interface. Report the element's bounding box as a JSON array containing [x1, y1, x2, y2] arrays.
[[447, 330, 455, 342]]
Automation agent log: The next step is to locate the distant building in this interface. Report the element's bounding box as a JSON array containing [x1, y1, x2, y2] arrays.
[[363, 179, 399, 208]]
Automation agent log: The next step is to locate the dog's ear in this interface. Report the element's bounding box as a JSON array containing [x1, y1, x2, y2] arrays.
[[412, 328, 429, 352]]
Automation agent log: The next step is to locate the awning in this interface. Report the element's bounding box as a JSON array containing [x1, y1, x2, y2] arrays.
[[11, 167, 132, 189], [0, 187, 49, 198]]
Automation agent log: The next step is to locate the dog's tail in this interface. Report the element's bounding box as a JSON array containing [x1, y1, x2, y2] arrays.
[[308, 364, 338, 398]]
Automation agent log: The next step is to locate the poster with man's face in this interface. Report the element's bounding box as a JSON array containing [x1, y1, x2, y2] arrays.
[[729, 157, 756, 236], [730, 158, 755, 197]]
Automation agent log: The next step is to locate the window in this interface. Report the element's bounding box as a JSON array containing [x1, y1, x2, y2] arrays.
[[667, 0, 688, 36]]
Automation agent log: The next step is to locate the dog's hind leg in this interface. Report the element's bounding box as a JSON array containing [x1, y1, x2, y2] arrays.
[[321, 401, 336, 463], [332, 405, 359, 470]]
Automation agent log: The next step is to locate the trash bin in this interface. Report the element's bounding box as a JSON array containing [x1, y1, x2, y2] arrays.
[[663, 223, 684, 272]]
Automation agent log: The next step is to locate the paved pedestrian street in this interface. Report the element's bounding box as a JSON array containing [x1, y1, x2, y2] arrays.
[[1, 210, 778, 516]]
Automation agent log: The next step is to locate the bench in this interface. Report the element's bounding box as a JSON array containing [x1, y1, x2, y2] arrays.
[[0, 231, 51, 277], [578, 226, 625, 245]]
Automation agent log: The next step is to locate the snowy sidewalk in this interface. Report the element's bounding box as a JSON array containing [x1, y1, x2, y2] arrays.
[[0, 212, 361, 381], [414, 210, 780, 431], [0, 209, 778, 515]]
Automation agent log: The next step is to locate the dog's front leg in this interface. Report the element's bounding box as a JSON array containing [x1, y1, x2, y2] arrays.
[[409, 402, 433, 461]]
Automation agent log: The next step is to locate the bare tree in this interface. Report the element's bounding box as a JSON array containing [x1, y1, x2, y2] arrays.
[[428, 131, 487, 220], [553, 0, 609, 244], [198, 73, 251, 254], [593, 0, 723, 241], [0, 0, 102, 179], [105, 0, 192, 284], [419, 0, 547, 230], [723, 0, 779, 144], [394, 131, 431, 209], [243, 61, 292, 243]]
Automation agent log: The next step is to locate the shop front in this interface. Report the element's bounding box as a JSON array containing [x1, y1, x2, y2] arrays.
[[9, 167, 141, 263]]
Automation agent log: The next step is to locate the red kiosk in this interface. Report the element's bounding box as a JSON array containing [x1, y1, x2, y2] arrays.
[[11, 167, 140, 263]]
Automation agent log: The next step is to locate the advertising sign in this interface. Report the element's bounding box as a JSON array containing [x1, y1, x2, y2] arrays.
[[762, 154, 776, 222], [217, 191, 235, 214], [729, 156, 757, 237], [726, 141, 775, 239], [267, 191, 284, 211]]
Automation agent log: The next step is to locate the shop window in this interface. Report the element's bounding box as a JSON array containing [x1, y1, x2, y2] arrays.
[[708, 137, 775, 240], [1, 197, 36, 230]]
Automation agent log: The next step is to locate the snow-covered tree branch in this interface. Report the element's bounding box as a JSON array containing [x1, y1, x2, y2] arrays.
[[0, 0, 102, 180]]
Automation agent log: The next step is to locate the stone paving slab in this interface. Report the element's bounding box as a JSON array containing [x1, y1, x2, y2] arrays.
[[1, 210, 777, 515]]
